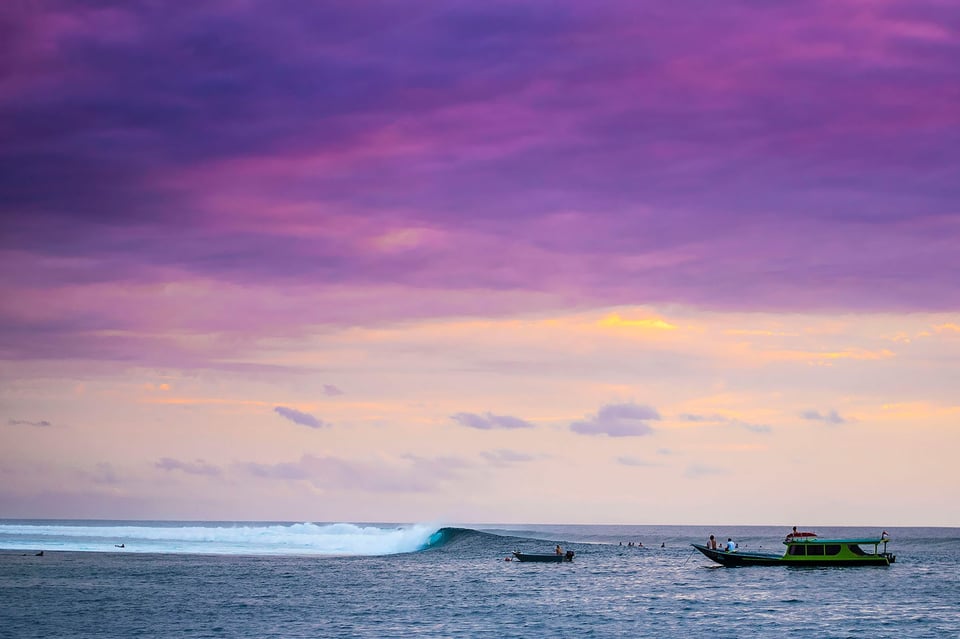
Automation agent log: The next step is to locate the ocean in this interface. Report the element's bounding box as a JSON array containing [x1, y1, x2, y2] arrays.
[[1, 521, 958, 638]]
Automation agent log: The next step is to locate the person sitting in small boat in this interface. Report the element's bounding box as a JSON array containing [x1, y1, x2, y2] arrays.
[[555, 544, 563, 555], [726, 538, 737, 552]]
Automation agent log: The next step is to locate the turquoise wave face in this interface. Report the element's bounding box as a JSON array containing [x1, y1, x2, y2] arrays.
[[425, 529, 446, 549]]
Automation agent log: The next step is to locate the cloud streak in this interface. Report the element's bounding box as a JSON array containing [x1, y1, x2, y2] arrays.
[[8, 419, 52, 428], [274, 406, 326, 429], [800, 409, 850, 424], [481, 449, 536, 466], [451, 412, 533, 430], [156, 458, 222, 477], [571, 403, 660, 437]]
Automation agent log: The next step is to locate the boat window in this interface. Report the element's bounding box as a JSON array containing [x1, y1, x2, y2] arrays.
[[824, 544, 841, 556], [787, 545, 805, 556], [806, 545, 825, 556], [848, 544, 867, 556]]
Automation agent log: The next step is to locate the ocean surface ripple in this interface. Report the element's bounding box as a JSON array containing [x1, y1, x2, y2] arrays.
[[1, 522, 958, 638]]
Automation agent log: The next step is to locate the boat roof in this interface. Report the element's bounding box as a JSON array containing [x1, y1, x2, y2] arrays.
[[783, 537, 889, 544]]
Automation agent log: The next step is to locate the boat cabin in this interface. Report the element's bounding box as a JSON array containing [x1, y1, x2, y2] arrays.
[[783, 537, 896, 563]]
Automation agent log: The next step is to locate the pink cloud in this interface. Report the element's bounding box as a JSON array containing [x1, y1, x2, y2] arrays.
[[1, 0, 958, 371]]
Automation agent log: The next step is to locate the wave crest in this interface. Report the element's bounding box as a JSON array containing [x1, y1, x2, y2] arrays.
[[0, 521, 443, 556]]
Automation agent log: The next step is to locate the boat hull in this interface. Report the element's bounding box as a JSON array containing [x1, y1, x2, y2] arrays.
[[691, 544, 892, 567], [692, 544, 783, 566], [512, 551, 573, 563]]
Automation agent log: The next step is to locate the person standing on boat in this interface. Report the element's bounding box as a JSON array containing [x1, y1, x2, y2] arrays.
[[708, 535, 717, 549], [726, 538, 736, 552], [555, 544, 563, 555]]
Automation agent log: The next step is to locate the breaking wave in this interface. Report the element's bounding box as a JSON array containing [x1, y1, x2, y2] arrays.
[[0, 521, 447, 556]]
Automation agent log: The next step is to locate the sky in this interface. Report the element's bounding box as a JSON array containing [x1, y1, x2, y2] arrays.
[[1, 0, 958, 526]]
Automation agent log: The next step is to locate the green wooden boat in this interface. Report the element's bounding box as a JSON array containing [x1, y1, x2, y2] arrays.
[[691, 533, 896, 567]]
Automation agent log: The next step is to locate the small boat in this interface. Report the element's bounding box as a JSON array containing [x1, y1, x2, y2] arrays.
[[692, 534, 895, 567], [512, 550, 575, 563]]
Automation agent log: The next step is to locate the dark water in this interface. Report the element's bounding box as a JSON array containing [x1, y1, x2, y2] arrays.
[[1, 522, 958, 638]]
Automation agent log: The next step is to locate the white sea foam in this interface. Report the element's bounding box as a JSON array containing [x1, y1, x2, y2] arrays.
[[0, 521, 440, 556]]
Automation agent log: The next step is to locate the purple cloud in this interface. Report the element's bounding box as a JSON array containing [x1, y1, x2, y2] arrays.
[[322, 384, 344, 396], [155, 458, 222, 477], [240, 460, 311, 481], [1, 1, 958, 370], [274, 406, 326, 429], [452, 412, 533, 430], [481, 449, 536, 466], [800, 409, 849, 424], [678, 414, 726, 423], [736, 421, 773, 434], [571, 403, 660, 437], [8, 419, 52, 428]]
